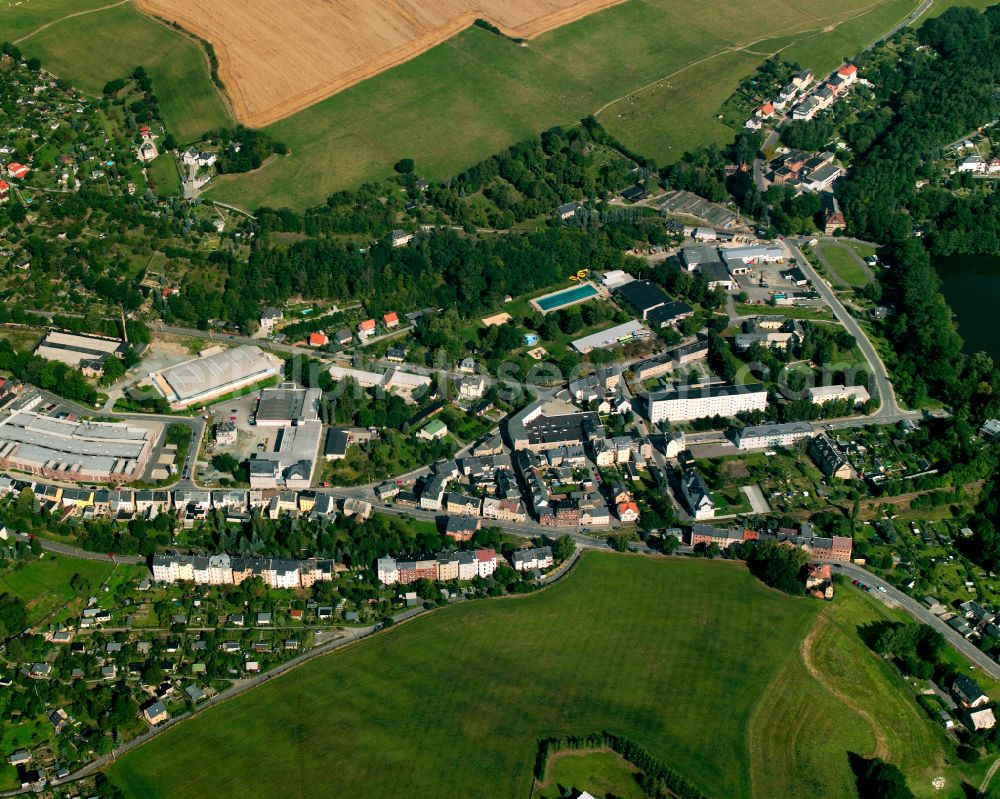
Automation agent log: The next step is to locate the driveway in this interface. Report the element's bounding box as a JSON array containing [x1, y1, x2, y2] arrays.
[[741, 484, 771, 514]]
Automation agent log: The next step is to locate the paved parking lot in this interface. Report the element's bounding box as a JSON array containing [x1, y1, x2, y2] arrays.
[[202, 393, 279, 474]]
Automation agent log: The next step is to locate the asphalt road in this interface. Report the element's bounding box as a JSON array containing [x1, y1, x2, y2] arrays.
[[14, 532, 144, 565], [838, 563, 1000, 681], [785, 238, 908, 419]]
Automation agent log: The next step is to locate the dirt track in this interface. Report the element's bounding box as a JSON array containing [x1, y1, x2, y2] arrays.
[[800, 614, 889, 759], [134, 0, 626, 127]]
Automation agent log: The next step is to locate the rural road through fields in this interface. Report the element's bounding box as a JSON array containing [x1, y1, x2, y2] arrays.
[[838, 563, 1000, 681]]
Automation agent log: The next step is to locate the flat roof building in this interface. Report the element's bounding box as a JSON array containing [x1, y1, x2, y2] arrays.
[[507, 398, 605, 452], [571, 321, 650, 353], [0, 410, 154, 483], [734, 421, 813, 450], [807, 384, 871, 405], [615, 279, 670, 320], [255, 384, 322, 426], [152, 346, 281, 409], [35, 329, 127, 373], [645, 383, 767, 424]]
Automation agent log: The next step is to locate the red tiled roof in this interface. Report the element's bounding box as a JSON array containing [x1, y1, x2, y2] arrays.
[[476, 548, 496, 561], [761, 102, 775, 115], [838, 64, 857, 76], [383, 312, 399, 325], [309, 332, 328, 346], [359, 319, 376, 331], [7, 163, 28, 179]]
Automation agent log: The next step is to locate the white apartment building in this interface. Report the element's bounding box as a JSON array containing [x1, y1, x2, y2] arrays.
[[646, 383, 768, 424]]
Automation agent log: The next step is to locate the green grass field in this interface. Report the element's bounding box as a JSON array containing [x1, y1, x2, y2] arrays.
[[536, 750, 646, 799], [752, 584, 986, 798], [200, 0, 923, 210], [110, 555, 821, 798], [6, 0, 946, 209], [2, 0, 114, 42], [147, 152, 182, 197], [819, 243, 873, 287], [15, 3, 230, 143], [0, 555, 115, 625]]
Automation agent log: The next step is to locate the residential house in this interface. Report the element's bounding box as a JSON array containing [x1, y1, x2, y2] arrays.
[[512, 546, 554, 572], [954, 675, 990, 708], [681, 469, 716, 520]]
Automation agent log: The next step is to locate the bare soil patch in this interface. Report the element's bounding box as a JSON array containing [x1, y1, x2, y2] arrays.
[[134, 0, 626, 127]]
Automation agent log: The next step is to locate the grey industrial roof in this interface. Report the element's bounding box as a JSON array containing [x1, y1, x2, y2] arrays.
[[0, 411, 150, 476], [158, 346, 279, 403]]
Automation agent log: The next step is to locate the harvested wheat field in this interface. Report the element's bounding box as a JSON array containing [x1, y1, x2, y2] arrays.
[[134, 0, 625, 127]]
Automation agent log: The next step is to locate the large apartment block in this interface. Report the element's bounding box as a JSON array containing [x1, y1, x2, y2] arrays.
[[377, 548, 499, 585], [151, 554, 333, 589], [645, 383, 768, 424]]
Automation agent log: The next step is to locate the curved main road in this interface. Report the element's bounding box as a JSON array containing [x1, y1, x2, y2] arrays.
[[838, 562, 1000, 681], [784, 238, 906, 419]]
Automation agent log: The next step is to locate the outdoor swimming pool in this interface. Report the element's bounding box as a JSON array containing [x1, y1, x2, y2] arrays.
[[532, 282, 600, 313]]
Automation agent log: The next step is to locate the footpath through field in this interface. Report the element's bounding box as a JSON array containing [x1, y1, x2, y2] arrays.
[[799, 613, 889, 759]]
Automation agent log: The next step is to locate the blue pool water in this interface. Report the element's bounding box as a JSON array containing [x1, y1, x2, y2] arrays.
[[535, 283, 599, 311]]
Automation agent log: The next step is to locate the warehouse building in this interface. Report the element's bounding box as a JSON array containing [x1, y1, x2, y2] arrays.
[[571, 321, 650, 354], [645, 383, 768, 424], [254, 384, 322, 426], [152, 346, 281, 409], [507, 398, 605, 452], [0, 410, 155, 483], [35, 330, 128, 376]]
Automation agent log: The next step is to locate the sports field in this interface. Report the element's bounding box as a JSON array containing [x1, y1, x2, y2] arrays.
[[13, 2, 230, 144], [0, 555, 115, 625], [818, 242, 873, 287]]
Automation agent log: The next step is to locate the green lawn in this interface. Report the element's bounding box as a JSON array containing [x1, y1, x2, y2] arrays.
[[202, 0, 917, 210], [0, 555, 115, 625], [752, 584, 987, 798], [535, 750, 646, 799], [819, 243, 873, 287], [110, 555, 822, 799], [147, 152, 181, 198], [17, 3, 230, 143], [3, 0, 113, 42]]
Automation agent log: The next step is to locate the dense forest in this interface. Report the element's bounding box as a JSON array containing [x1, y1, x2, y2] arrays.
[[164, 224, 639, 329], [838, 7, 1000, 251]]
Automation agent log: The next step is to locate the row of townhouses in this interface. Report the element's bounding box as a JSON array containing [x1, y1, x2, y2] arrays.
[[689, 523, 854, 562], [376, 548, 499, 585], [0, 474, 373, 526], [151, 553, 335, 590], [376, 545, 555, 585]]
